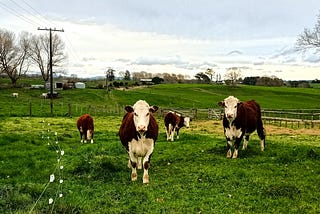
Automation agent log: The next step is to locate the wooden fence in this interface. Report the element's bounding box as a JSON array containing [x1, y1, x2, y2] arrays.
[[3, 101, 320, 128]]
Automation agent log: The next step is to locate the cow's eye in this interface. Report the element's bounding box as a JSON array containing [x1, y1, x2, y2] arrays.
[[134, 113, 138, 116], [146, 113, 149, 116]]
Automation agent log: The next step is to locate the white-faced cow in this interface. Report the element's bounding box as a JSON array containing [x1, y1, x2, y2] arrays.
[[218, 96, 265, 158], [77, 114, 94, 143], [164, 111, 190, 141], [119, 100, 159, 184]]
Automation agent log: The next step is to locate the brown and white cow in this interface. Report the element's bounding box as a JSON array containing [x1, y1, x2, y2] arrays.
[[119, 100, 159, 184], [164, 111, 190, 141], [77, 114, 94, 143], [218, 96, 265, 158]]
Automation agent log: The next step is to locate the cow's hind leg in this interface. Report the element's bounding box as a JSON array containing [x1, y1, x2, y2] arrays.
[[242, 134, 250, 150], [166, 126, 170, 141], [137, 157, 142, 169]]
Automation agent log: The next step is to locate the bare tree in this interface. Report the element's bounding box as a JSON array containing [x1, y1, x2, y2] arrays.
[[224, 67, 242, 86], [297, 12, 320, 49], [205, 68, 215, 82], [29, 33, 66, 82], [0, 29, 30, 86]]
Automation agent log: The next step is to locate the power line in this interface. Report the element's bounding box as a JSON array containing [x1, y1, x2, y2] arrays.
[[0, 1, 39, 26], [20, 0, 58, 28]]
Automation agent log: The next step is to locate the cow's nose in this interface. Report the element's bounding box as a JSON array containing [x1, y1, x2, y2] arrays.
[[137, 125, 146, 132], [227, 114, 233, 118]]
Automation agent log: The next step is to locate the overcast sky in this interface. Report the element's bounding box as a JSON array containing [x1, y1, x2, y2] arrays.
[[1, 0, 320, 80]]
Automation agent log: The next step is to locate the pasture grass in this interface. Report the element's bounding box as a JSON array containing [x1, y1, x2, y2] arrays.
[[1, 116, 320, 213], [1, 83, 320, 117]]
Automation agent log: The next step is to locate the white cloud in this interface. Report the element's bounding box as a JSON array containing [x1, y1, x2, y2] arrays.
[[1, 0, 320, 80]]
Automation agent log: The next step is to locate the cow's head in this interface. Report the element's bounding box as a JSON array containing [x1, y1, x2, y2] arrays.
[[183, 117, 191, 128], [218, 96, 240, 122], [125, 100, 158, 134]]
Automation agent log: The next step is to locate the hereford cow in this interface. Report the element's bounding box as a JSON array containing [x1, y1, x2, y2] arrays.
[[119, 100, 159, 184], [218, 96, 265, 158], [164, 111, 190, 141], [77, 114, 94, 143]]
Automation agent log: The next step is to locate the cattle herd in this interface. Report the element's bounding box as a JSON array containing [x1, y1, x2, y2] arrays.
[[77, 96, 266, 184]]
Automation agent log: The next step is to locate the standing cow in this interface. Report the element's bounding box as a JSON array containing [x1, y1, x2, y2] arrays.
[[218, 96, 265, 158], [119, 100, 159, 184], [77, 114, 94, 143], [164, 111, 190, 141]]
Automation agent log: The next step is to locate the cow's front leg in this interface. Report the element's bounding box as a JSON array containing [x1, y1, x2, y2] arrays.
[[128, 153, 138, 181], [226, 137, 232, 158], [142, 141, 154, 184], [232, 137, 243, 159], [176, 128, 180, 140]]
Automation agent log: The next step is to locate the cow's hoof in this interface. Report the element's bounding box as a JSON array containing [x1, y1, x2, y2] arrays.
[[143, 175, 149, 184], [90, 140, 94, 144], [226, 150, 232, 158], [131, 173, 137, 181]]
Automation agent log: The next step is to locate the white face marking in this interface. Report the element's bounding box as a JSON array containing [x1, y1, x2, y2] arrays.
[[223, 96, 239, 122], [133, 100, 151, 133], [184, 117, 190, 128]]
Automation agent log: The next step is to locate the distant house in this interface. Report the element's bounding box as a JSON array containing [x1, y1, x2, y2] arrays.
[[140, 78, 153, 85], [75, 82, 85, 89]]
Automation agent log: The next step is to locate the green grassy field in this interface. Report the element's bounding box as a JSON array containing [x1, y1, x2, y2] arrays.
[[1, 116, 320, 213], [1, 80, 320, 213], [1, 82, 320, 117]]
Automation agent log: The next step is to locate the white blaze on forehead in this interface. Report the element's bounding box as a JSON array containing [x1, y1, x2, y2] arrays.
[[184, 117, 190, 128], [133, 100, 151, 132], [223, 96, 240, 119]]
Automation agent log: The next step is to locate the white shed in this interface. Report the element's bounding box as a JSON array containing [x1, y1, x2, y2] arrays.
[[75, 82, 85, 89]]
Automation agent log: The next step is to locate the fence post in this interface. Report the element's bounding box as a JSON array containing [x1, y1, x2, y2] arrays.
[[68, 103, 72, 117], [29, 101, 32, 116]]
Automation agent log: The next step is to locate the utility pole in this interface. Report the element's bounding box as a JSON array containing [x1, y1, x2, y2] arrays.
[[37, 27, 64, 116]]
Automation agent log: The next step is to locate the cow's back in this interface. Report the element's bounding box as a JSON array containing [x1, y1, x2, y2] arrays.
[[77, 114, 93, 129], [234, 100, 261, 133], [164, 112, 180, 127]]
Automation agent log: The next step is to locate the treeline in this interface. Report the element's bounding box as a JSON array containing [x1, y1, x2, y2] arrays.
[[242, 76, 315, 88]]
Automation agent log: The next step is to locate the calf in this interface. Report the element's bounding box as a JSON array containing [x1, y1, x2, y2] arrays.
[[77, 114, 94, 143], [218, 96, 265, 158], [164, 111, 190, 141], [41, 93, 48, 99], [119, 100, 158, 184]]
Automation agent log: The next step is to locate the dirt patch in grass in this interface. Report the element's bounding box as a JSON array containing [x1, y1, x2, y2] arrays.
[[189, 120, 320, 136]]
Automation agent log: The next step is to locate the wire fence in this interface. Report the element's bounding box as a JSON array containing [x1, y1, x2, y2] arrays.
[[2, 101, 320, 128]]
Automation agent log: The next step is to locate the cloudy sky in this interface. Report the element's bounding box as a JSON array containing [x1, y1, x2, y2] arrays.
[[1, 0, 320, 80]]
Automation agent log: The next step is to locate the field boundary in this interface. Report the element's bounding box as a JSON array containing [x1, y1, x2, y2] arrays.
[[2, 101, 320, 128]]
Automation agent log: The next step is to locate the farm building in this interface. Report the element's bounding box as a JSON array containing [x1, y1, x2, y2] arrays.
[[75, 82, 86, 89]]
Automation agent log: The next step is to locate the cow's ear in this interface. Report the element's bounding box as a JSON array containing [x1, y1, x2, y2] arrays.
[[125, 106, 134, 113], [237, 102, 243, 108], [218, 101, 224, 107], [150, 105, 158, 113]]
